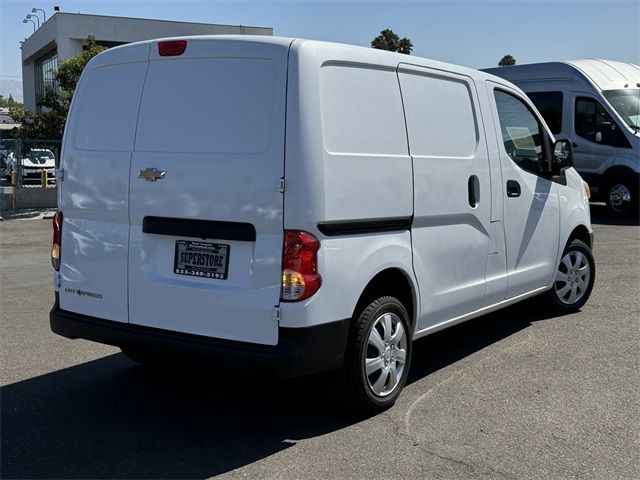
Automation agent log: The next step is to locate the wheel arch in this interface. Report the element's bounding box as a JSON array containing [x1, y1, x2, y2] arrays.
[[352, 267, 417, 333], [567, 224, 592, 249], [603, 165, 637, 185]]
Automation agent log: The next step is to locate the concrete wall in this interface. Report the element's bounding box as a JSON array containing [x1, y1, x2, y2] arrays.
[[0, 193, 12, 212], [0, 188, 58, 213], [21, 12, 273, 111]]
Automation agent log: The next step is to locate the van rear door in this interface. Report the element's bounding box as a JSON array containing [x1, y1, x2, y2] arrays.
[[128, 39, 290, 345], [58, 43, 150, 322]]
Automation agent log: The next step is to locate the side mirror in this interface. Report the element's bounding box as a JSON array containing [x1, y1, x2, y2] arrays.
[[596, 122, 613, 144], [552, 139, 573, 173]]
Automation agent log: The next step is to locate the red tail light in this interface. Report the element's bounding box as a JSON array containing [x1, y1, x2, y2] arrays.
[[281, 230, 321, 302], [158, 40, 187, 56], [51, 210, 62, 271]]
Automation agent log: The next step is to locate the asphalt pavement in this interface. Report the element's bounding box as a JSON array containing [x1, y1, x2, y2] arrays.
[[1, 206, 638, 479]]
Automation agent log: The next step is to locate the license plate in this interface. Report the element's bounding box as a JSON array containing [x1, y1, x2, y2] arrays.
[[174, 240, 230, 279]]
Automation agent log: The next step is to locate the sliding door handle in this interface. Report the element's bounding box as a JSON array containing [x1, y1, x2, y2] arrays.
[[468, 175, 479, 207]]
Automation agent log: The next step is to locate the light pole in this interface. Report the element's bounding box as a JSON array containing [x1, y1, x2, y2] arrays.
[[23, 18, 36, 32], [31, 7, 47, 22], [26, 13, 40, 28]]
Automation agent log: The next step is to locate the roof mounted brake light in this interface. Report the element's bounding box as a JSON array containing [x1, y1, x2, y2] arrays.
[[158, 40, 187, 57]]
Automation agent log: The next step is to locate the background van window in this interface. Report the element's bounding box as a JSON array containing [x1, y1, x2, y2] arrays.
[[527, 91, 563, 134]]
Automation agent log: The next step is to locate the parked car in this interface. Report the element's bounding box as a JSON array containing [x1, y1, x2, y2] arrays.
[[50, 37, 595, 412], [13, 148, 56, 183], [484, 60, 640, 216]]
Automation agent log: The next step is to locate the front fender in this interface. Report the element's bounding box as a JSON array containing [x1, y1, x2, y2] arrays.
[[553, 168, 593, 282], [613, 153, 640, 173]]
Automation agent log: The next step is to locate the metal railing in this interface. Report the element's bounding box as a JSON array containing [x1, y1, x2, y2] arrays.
[[0, 139, 61, 189]]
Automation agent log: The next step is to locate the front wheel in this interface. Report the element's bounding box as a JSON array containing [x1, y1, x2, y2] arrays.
[[545, 239, 595, 313], [338, 296, 412, 413]]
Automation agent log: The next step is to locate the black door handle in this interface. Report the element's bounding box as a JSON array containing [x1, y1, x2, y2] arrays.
[[506, 180, 521, 198], [572, 142, 578, 148], [468, 175, 479, 207]]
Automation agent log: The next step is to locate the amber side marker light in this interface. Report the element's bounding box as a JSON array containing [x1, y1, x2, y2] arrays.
[[158, 40, 187, 57]]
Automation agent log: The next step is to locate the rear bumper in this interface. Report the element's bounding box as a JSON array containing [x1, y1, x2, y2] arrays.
[[50, 300, 349, 377]]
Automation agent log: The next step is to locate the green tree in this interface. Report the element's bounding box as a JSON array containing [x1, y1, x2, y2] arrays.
[[371, 29, 414, 54], [9, 36, 106, 140], [498, 54, 516, 66], [0, 94, 19, 108]]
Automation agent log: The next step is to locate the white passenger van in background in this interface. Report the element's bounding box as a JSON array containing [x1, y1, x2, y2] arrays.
[[50, 37, 595, 412], [485, 60, 640, 216]]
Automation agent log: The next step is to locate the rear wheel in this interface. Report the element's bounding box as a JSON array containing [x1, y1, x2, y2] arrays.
[[545, 239, 595, 313], [339, 296, 412, 413]]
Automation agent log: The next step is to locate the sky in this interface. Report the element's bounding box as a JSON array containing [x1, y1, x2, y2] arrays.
[[1, 0, 639, 82]]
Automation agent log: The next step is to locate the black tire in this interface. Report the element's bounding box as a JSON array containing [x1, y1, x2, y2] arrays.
[[604, 176, 639, 217], [545, 239, 595, 313], [338, 296, 412, 413]]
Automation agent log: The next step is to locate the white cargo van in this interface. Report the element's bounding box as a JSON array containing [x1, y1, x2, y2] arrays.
[[484, 60, 640, 216], [50, 37, 595, 412]]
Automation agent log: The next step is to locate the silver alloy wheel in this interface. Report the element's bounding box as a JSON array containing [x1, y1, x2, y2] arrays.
[[364, 312, 408, 397], [555, 250, 591, 305], [609, 184, 632, 212]]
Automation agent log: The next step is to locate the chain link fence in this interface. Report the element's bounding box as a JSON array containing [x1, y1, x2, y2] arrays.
[[0, 139, 61, 188]]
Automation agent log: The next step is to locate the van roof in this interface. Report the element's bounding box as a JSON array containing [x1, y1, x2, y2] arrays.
[[484, 59, 640, 91], [564, 59, 640, 90], [89, 35, 505, 85]]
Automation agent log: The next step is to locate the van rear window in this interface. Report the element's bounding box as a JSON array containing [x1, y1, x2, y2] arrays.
[[135, 58, 275, 154], [72, 63, 148, 151]]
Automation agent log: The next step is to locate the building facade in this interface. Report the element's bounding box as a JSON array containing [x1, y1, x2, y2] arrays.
[[21, 12, 273, 111]]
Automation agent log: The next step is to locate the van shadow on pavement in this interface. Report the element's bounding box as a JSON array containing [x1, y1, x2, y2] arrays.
[[1, 298, 563, 479], [589, 203, 640, 226]]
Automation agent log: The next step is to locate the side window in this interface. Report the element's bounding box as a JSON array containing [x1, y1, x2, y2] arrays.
[[494, 90, 546, 175], [575, 97, 627, 147], [527, 91, 563, 134]]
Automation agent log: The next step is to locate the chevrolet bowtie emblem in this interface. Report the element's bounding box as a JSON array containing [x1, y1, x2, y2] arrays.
[[138, 168, 166, 182]]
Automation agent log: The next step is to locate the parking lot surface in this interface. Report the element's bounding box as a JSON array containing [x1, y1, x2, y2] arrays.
[[1, 207, 638, 479]]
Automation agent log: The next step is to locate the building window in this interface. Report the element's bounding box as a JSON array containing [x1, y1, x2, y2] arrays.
[[34, 49, 58, 109]]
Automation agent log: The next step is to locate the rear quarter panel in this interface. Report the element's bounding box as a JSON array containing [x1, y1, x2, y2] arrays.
[[282, 41, 415, 328]]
